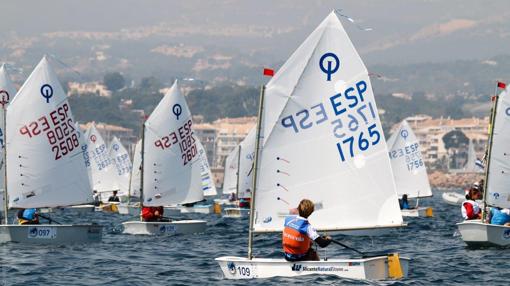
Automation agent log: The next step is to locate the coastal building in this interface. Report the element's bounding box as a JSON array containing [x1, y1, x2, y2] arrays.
[[194, 116, 256, 187], [68, 81, 112, 97], [212, 117, 256, 169], [393, 115, 489, 168]]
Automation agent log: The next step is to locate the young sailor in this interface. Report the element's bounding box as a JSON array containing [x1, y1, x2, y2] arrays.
[[461, 187, 482, 220], [17, 208, 40, 225], [399, 194, 410, 210], [489, 207, 510, 226], [282, 199, 331, 261], [108, 190, 120, 202], [141, 206, 167, 222]]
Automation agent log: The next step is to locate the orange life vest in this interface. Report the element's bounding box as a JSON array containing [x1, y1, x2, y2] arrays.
[[282, 216, 311, 255]]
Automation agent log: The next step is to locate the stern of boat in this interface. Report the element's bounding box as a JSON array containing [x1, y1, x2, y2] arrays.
[[457, 220, 510, 247], [216, 254, 409, 280]]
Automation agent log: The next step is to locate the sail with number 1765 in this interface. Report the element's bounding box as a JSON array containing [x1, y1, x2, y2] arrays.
[[216, 11, 408, 280]]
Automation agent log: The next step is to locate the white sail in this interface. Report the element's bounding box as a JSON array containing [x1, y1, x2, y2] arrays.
[[238, 127, 256, 198], [464, 140, 483, 173], [143, 80, 203, 206], [387, 120, 432, 198], [487, 88, 510, 208], [75, 122, 93, 189], [85, 123, 116, 193], [6, 56, 93, 208], [223, 146, 239, 194], [129, 139, 142, 198], [0, 64, 17, 195], [253, 12, 403, 232], [197, 140, 217, 196], [109, 136, 132, 196]]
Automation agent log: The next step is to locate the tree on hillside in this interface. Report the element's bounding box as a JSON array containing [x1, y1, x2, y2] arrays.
[[104, 72, 125, 91]]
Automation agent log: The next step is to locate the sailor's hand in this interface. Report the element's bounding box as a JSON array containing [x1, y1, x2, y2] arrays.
[[324, 235, 332, 241]]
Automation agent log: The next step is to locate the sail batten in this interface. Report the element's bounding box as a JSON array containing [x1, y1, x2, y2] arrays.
[[252, 11, 402, 232]]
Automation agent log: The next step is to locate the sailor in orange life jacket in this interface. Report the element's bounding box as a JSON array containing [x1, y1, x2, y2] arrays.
[[461, 185, 482, 220], [282, 199, 332, 261]]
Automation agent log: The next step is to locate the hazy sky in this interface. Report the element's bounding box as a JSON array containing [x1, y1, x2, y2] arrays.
[[1, 1, 509, 66]]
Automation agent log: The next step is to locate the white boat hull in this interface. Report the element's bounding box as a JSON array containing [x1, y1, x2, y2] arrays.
[[0, 224, 102, 244], [442, 192, 465, 206], [122, 220, 207, 235], [117, 204, 140, 216], [163, 206, 182, 216], [223, 207, 249, 218], [334, 228, 392, 237], [216, 255, 409, 280], [401, 207, 433, 217], [457, 220, 510, 247], [179, 204, 213, 214], [40, 205, 96, 214]]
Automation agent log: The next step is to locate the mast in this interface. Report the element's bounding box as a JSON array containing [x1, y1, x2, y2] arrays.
[[2, 103, 7, 224], [481, 91, 499, 222], [139, 124, 145, 221], [248, 85, 265, 260], [235, 145, 242, 199]]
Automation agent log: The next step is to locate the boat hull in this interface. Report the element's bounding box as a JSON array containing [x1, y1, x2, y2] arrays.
[[441, 192, 465, 206], [457, 220, 510, 247], [179, 204, 213, 214], [223, 207, 249, 218], [333, 228, 392, 237], [117, 204, 140, 216], [0, 224, 102, 244], [121, 220, 207, 235], [40, 205, 96, 214], [401, 207, 433, 217], [216, 255, 410, 280]]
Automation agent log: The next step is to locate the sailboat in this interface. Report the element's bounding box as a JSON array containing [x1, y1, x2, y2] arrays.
[[85, 123, 118, 208], [387, 120, 433, 217], [122, 81, 206, 235], [223, 127, 255, 218], [108, 136, 132, 197], [0, 64, 17, 222], [118, 139, 141, 215], [457, 84, 510, 247], [0, 56, 102, 244], [216, 11, 409, 280], [165, 140, 217, 215]]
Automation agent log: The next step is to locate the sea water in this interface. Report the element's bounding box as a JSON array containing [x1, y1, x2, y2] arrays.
[[0, 189, 508, 285]]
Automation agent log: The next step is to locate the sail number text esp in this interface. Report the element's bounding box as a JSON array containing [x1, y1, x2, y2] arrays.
[[280, 79, 381, 163], [153, 119, 197, 166], [19, 102, 80, 161]]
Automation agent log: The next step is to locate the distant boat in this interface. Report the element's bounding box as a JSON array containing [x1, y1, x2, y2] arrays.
[[457, 84, 510, 247], [387, 120, 433, 217], [122, 81, 206, 235], [85, 123, 118, 201], [108, 136, 132, 197], [222, 127, 255, 218], [0, 56, 101, 244], [216, 11, 409, 280]]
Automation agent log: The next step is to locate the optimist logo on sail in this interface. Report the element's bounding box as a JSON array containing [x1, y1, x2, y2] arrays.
[[319, 52, 340, 81], [40, 84, 54, 103]]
